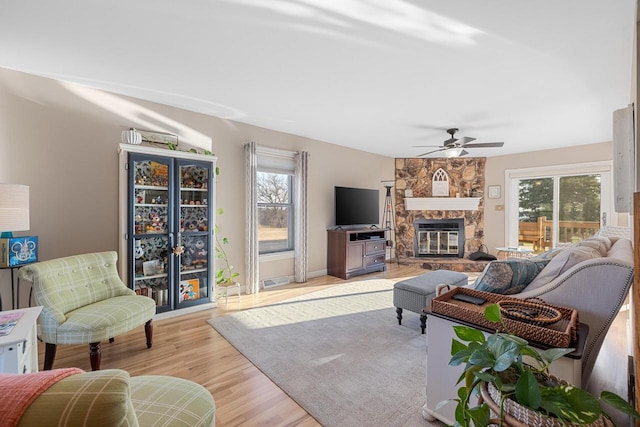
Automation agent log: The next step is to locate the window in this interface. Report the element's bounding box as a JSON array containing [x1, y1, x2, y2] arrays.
[[505, 162, 612, 251], [257, 172, 293, 253], [256, 148, 296, 255]]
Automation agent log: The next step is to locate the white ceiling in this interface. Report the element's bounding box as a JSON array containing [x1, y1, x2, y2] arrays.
[[0, 1, 635, 158]]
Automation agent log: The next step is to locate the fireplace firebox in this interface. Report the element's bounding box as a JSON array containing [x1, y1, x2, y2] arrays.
[[414, 218, 464, 258]]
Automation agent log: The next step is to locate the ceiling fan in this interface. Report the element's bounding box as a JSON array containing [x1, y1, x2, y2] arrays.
[[414, 128, 504, 157]]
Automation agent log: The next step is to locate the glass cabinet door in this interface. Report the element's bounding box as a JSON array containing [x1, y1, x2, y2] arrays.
[[177, 161, 212, 307], [129, 155, 174, 312]]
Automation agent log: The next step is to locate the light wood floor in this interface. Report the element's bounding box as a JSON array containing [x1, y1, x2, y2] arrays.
[[37, 263, 426, 427]]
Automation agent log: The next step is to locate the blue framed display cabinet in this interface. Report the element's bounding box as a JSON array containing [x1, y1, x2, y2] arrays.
[[118, 144, 217, 314]]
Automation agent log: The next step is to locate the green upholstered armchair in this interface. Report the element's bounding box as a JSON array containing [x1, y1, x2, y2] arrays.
[[19, 251, 156, 371], [5, 369, 216, 427]]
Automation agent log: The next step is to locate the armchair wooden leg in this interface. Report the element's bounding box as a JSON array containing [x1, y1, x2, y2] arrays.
[[145, 319, 153, 348], [43, 343, 57, 370], [89, 342, 101, 371]]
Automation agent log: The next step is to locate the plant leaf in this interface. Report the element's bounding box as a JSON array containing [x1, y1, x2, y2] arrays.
[[600, 391, 640, 419], [453, 325, 485, 343], [515, 368, 541, 409], [540, 385, 601, 424], [474, 371, 496, 383], [468, 348, 495, 369], [451, 338, 468, 355], [449, 349, 470, 367], [484, 303, 501, 323], [540, 347, 575, 364], [467, 403, 491, 427]]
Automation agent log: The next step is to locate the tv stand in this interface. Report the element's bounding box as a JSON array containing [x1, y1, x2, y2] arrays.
[[327, 228, 388, 279]]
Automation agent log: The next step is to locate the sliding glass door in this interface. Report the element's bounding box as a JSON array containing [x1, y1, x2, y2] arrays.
[[506, 162, 612, 252]]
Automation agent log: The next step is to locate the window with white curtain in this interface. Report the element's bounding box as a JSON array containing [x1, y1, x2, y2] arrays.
[[257, 148, 296, 255]]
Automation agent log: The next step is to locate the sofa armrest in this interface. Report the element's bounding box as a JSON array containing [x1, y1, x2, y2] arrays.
[[513, 256, 633, 385]]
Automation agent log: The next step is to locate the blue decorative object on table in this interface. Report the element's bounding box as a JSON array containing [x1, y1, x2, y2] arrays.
[[0, 236, 38, 267]]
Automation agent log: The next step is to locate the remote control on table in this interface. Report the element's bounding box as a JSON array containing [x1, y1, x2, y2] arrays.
[[452, 293, 486, 305]]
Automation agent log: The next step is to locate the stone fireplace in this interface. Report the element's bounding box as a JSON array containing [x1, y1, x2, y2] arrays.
[[394, 158, 486, 260], [414, 218, 465, 257]]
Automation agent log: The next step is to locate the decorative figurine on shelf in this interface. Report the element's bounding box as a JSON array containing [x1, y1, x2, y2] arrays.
[[148, 212, 164, 232], [192, 238, 208, 267], [134, 240, 145, 276]]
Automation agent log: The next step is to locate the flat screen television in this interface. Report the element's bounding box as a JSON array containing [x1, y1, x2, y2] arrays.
[[335, 186, 379, 226]]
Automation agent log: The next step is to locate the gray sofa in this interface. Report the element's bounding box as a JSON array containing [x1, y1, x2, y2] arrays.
[[467, 235, 634, 387], [423, 235, 634, 425]]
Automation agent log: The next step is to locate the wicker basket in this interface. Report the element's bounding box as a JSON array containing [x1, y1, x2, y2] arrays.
[[497, 300, 562, 326], [481, 382, 609, 427], [431, 287, 578, 347]]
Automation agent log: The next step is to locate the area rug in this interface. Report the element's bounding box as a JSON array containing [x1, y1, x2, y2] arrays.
[[208, 277, 438, 427]]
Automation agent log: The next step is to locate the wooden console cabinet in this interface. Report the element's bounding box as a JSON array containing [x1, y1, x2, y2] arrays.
[[327, 228, 388, 279]]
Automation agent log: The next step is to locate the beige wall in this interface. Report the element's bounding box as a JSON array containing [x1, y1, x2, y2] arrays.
[[0, 67, 393, 306], [0, 66, 617, 309], [483, 142, 614, 252]]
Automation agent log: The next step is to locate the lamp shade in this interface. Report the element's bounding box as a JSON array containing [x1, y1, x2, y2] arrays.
[[0, 183, 30, 232]]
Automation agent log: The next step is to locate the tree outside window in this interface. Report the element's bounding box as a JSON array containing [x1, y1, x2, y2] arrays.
[[257, 172, 294, 253]]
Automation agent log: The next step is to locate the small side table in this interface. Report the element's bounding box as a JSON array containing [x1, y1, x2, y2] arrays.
[[217, 281, 241, 306], [0, 262, 37, 310], [495, 246, 533, 260], [0, 306, 42, 374]]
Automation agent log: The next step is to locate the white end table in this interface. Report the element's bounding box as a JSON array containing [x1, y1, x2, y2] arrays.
[[0, 306, 42, 373]]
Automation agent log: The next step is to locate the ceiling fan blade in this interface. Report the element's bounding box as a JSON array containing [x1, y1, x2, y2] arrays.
[[444, 137, 458, 145], [463, 142, 504, 148], [457, 136, 476, 145], [411, 145, 444, 148], [417, 147, 447, 157], [458, 149, 469, 157]]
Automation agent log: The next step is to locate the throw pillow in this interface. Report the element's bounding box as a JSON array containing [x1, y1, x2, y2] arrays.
[[472, 258, 549, 295], [529, 247, 562, 262], [595, 226, 630, 240], [576, 238, 608, 256], [525, 245, 601, 291]]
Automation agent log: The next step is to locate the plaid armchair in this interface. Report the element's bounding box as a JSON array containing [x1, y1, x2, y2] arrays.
[[5, 369, 215, 427], [19, 251, 156, 370]]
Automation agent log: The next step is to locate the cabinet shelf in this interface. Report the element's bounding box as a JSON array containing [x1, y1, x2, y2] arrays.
[[134, 273, 167, 281], [134, 185, 168, 191], [180, 267, 207, 275]]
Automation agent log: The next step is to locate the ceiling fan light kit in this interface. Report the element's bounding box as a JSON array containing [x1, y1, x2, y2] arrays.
[[414, 128, 504, 157]]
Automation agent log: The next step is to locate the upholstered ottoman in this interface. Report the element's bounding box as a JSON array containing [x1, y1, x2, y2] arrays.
[[393, 270, 469, 333]]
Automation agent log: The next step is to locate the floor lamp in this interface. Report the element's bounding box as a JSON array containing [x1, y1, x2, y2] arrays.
[[381, 180, 399, 266]]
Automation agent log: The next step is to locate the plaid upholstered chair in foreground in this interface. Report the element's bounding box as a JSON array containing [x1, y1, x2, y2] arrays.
[[0, 368, 215, 426], [19, 251, 156, 371]]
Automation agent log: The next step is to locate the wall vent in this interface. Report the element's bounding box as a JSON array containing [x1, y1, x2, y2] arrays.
[[262, 276, 290, 289]]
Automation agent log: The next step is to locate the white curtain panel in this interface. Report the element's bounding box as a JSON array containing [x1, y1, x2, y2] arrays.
[[245, 142, 260, 294], [294, 151, 309, 282]]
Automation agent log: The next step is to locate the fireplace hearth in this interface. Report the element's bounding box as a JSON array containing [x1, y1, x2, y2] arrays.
[[414, 218, 465, 258]]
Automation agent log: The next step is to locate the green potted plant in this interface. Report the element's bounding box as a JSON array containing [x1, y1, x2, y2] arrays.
[[444, 303, 640, 426], [214, 208, 239, 287]]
